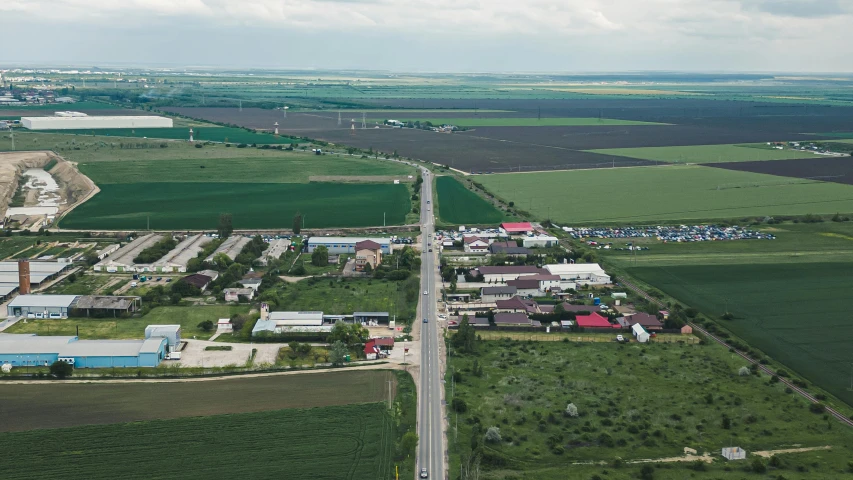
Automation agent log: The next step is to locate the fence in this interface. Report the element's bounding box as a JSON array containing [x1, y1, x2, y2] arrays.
[[475, 330, 699, 344]]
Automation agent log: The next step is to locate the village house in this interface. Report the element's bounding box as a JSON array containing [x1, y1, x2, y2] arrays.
[[463, 236, 490, 253], [355, 240, 383, 271]]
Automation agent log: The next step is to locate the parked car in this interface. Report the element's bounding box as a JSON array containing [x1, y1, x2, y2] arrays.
[[156, 277, 162, 281], [166, 278, 173, 283], [130, 281, 138, 287], [616, 335, 625, 342]]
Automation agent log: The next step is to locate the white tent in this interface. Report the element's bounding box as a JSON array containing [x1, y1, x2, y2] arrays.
[[632, 323, 649, 343]]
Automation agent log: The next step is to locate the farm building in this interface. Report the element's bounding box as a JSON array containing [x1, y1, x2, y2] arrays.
[[354, 312, 390, 325], [523, 235, 558, 248], [544, 263, 611, 285], [473, 265, 549, 283], [355, 240, 383, 271], [152, 234, 212, 273], [575, 312, 619, 329], [181, 273, 214, 291], [238, 278, 262, 291], [96, 244, 120, 260], [144, 325, 181, 352], [632, 323, 650, 343], [93, 233, 164, 273], [224, 287, 254, 302], [21, 113, 173, 130], [6, 294, 78, 318], [488, 242, 531, 256], [73, 295, 142, 316], [258, 238, 291, 265], [0, 333, 167, 368], [306, 237, 391, 255], [205, 235, 251, 262], [500, 222, 534, 234], [681, 325, 693, 335], [481, 286, 517, 303], [463, 236, 490, 253], [0, 259, 70, 300]]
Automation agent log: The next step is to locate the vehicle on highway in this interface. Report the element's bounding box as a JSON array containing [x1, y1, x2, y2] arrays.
[[616, 335, 625, 342], [423, 318, 428, 323], [420, 468, 428, 478], [423, 290, 428, 295], [438, 314, 447, 319], [427, 200, 430, 204], [428, 248, 432, 252]]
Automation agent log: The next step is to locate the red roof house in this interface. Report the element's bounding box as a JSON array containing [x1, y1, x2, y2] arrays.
[[501, 222, 534, 234], [364, 339, 381, 359], [575, 312, 619, 329]]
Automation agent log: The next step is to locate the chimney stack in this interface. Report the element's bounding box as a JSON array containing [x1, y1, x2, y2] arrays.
[[18, 259, 31, 295]]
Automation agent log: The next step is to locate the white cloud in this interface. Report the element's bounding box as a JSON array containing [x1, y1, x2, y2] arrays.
[[0, 0, 851, 71]]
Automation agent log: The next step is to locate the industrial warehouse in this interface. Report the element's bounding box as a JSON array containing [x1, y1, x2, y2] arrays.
[[306, 236, 392, 255], [0, 324, 179, 368], [0, 259, 70, 300], [7, 294, 142, 318], [20, 112, 173, 130]]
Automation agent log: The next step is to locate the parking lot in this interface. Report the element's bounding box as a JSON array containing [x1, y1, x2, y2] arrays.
[[567, 224, 775, 243]]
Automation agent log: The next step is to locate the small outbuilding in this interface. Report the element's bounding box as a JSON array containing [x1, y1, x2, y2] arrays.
[[681, 325, 693, 335], [632, 323, 650, 343]]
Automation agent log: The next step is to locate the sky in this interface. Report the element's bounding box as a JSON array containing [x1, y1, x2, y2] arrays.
[[1, 0, 852, 72]]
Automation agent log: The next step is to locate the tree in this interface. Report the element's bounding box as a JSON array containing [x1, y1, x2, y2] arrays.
[[217, 213, 233, 238], [738, 366, 750, 376], [484, 426, 502, 443], [751, 458, 767, 473], [311, 245, 329, 266], [198, 320, 214, 332], [401, 432, 419, 458], [451, 314, 477, 353], [171, 279, 201, 297], [329, 322, 368, 347], [330, 341, 348, 366], [565, 403, 579, 417], [293, 212, 302, 234], [363, 262, 372, 274], [451, 397, 468, 413], [49, 360, 73, 379], [639, 465, 654, 480]]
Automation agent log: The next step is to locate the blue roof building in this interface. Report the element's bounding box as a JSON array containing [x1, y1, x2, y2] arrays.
[[0, 333, 167, 369]]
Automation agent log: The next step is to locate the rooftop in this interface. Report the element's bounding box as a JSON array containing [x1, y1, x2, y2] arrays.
[[501, 222, 534, 232], [576, 312, 618, 329], [482, 286, 517, 295], [8, 294, 78, 309], [355, 240, 382, 250], [476, 265, 548, 275], [309, 237, 391, 245], [494, 312, 532, 325], [74, 295, 140, 310]]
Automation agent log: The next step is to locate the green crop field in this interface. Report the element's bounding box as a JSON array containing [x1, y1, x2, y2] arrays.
[[6, 305, 249, 340], [392, 117, 666, 127], [590, 144, 822, 164], [76, 155, 414, 184], [40, 126, 300, 144], [627, 262, 853, 406], [447, 338, 853, 480], [59, 182, 412, 230], [0, 370, 394, 431], [435, 176, 506, 225], [476, 165, 853, 224], [0, 403, 393, 480]]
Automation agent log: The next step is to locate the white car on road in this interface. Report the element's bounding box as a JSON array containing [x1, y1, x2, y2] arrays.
[[423, 290, 429, 295]]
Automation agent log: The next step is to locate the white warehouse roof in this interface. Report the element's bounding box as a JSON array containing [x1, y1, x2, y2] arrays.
[[21, 115, 173, 130], [268, 311, 324, 326], [308, 237, 391, 245], [7, 294, 79, 309], [545, 263, 607, 275]]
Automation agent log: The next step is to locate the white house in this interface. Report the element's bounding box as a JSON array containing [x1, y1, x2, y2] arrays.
[[474, 266, 549, 283], [223, 287, 255, 302], [463, 236, 490, 253], [544, 263, 611, 285]]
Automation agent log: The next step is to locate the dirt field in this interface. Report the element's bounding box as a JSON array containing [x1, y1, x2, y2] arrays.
[[708, 156, 853, 185], [0, 369, 396, 432]]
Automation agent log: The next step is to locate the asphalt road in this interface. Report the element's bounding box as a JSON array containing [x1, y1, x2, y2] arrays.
[[417, 168, 444, 480]]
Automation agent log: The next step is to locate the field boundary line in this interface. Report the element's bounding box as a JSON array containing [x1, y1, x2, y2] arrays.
[[616, 275, 853, 429]]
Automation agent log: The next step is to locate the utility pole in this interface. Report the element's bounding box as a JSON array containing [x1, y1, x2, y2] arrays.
[[387, 377, 393, 410], [9, 127, 14, 151], [239, 99, 242, 112]]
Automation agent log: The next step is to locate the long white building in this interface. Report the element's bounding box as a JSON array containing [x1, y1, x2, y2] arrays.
[[21, 114, 173, 130], [544, 263, 611, 285]]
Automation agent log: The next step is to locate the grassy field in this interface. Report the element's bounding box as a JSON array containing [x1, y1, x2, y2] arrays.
[[44, 273, 114, 295], [0, 403, 393, 480], [394, 117, 666, 127], [59, 182, 412, 230], [37, 126, 300, 144], [589, 144, 822, 164], [476, 165, 853, 224], [435, 176, 506, 225], [0, 370, 394, 431], [601, 222, 853, 267], [76, 155, 413, 184], [627, 262, 853, 407], [5, 305, 249, 341], [447, 338, 853, 479]]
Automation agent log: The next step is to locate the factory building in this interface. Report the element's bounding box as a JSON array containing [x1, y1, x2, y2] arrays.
[[21, 113, 173, 130], [6, 294, 142, 318], [0, 259, 70, 301], [0, 333, 167, 368], [144, 325, 181, 352], [306, 237, 392, 255]]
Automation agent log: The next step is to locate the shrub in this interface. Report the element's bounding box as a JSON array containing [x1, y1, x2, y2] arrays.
[[49, 360, 73, 379], [565, 403, 579, 417], [451, 397, 468, 413], [484, 426, 502, 443], [809, 403, 825, 414], [751, 457, 767, 473], [738, 366, 750, 376]]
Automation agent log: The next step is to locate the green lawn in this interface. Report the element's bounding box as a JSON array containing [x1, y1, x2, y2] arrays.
[[38, 126, 300, 144], [435, 176, 506, 225], [45, 273, 114, 295], [448, 338, 853, 480], [627, 262, 853, 407], [394, 117, 666, 127], [294, 253, 350, 276], [0, 404, 393, 480], [5, 305, 249, 340], [589, 144, 822, 164], [59, 182, 412, 230], [77, 154, 414, 184], [476, 165, 853, 224]]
